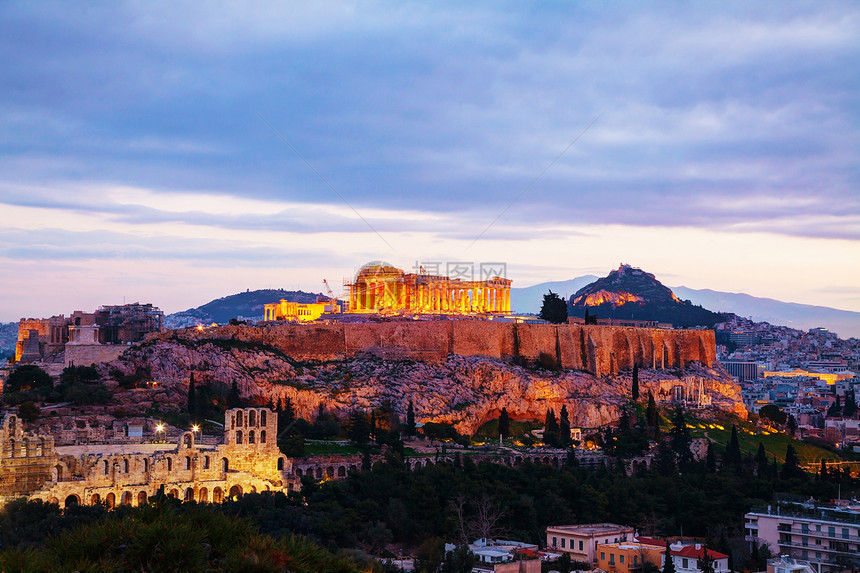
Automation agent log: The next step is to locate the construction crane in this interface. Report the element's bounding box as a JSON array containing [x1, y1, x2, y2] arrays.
[[322, 279, 338, 314]]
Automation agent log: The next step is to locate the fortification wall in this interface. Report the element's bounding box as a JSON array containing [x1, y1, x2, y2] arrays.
[[65, 344, 126, 368], [153, 321, 715, 375]]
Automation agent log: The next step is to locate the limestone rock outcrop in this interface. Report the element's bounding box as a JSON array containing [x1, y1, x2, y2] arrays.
[[103, 337, 743, 434]]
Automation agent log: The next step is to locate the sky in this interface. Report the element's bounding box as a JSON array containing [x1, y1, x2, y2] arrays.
[[1, 1, 859, 321]]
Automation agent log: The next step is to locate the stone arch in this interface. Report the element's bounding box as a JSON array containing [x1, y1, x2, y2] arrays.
[[105, 493, 116, 508], [337, 466, 346, 477], [260, 430, 266, 443], [213, 487, 224, 503], [169, 488, 179, 498], [48, 497, 59, 505], [249, 410, 257, 426], [222, 457, 229, 472], [36, 437, 45, 456], [315, 467, 322, 479], [122, 459, 129, 473], [236, 430, 243, 444], [228, 485, 242, 500], [53, 464, 63, 481], [325, 466, 334, 478], [249, 430, 255, 444], [103, 459, 109, 475], [183, 432, 193, 449], [64, 494, 80, 507], [295, 468, 303, 477], [137, 491, 147, 506], [260, 410, 267, 426], [185, 456, 192, 470], [90, 493, 101, 505], [203, 455, 210, 469], [143, 458, 149, 473], [250, 485, 257, 494], [121, 491, 132, 506], [184, 488, 194, 501], [198, 487, 208, 503], [167, 457, 173, 471], [236, 410, 244, 426], [277, 458, 284, 471]]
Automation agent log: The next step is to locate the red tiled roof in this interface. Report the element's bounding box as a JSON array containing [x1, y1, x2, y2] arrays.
[[636, 537, 665, 547], [673, 546, 728, 560]]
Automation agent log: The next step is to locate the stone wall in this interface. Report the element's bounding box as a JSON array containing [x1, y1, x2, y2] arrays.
[[65, 344, 127, 368], [152, 321, 715, 375]]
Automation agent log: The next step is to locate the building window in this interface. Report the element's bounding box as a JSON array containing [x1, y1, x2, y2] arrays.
[[801, 524, 809, 534], [561, 538, 565, 548], [683, 558, 689, 569], [601, 553, 605, 561], [579, 540, 584, 551], [829, 527, 835, 537], [609, 554, 615, 566], [620, 555, 625, 564], [842, 528, 849, 539], [552, 537, 557, 548]]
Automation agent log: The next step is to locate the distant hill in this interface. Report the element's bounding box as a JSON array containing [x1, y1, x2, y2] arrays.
[[164, 289, 322, 328], [567, 264, 723, 327], [509, 276, 599, 314], [673, 287, 860, 339], [0, 321, 17, 360]]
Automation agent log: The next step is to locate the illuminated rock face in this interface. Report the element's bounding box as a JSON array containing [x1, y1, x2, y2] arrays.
[[346, 262, 512, 314], [1, 409, 296, 509]]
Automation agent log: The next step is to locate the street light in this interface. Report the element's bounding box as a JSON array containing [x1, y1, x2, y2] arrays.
[[155, 423, 164, 442], [192, 424, 200, 434]]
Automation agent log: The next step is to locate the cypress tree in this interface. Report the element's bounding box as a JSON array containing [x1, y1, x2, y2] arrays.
[[706, 442, 717, 473], [670, 407, 692, 470], [647, 391, 657, 426], [632, 364, 640, 401], [407, 400, 416, 437], [499, 407, 510, 439], [545, 409, 559, 446], [227, 380, 241, 408], [187, 372, 196, 416], [755, 442, 768, 477], [782, 444, 803, 480], [787, 415, 797, 437], [663, 541, 676, 573], [723, 424, 742, 467], [819, 459, 828, 482], [559, 405, 571, 446]]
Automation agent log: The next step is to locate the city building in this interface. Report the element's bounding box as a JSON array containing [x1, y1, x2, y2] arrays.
[[745, 504, 860, 572], [263, 299, 341, 322], [345, 261, 511, 315], [595, 541, 662, 573], [545, 523, 635, 563], [720, 360, 764, 382], [447, 539, 541, 573]]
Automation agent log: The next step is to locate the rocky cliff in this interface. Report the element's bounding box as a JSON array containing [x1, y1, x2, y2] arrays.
[[102, 336, 744, 434]]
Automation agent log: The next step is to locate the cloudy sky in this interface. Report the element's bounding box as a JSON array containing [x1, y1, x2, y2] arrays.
[[1, 1, 859, 321]]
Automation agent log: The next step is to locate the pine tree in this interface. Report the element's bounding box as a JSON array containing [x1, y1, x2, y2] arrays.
[[632, 364, 640, 401], [663, 542, 676, 573], [698, 547, 715, 573], [407, 400, 416, 437], [670, 407, 692, 470], [539, 290, 568, 324], [559, 405, 571, 447], [499, 407, 510, 439], [187, 372, 196, 416]]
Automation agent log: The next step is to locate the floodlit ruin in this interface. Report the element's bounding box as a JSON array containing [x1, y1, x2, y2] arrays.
[[0, 408, 296, 509]]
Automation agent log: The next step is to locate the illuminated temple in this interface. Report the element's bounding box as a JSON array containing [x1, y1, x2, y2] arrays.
[[345, 262, 512, 314]]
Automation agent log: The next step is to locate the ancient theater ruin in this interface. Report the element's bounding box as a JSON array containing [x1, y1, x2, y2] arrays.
[[0, 408, 297, 509], [345, 261, 512, 315]]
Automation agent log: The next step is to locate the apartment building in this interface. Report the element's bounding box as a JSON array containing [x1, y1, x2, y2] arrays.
[[545, 523, 635, 564], [745, 504, 860, 572]]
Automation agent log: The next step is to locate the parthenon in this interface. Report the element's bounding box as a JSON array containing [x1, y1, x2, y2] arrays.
[[345, 262, 512, 314]]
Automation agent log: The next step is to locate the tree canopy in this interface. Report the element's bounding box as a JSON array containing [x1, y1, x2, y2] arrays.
[[539, 290, 568, 324]]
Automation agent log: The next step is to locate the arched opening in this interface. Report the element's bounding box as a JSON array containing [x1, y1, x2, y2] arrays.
[[106, 493, 116, 508], [121, 491, 132, 505], [54, 464, 63, 481], [169, 488, 179, 498], [184, 488, 194, 501], [143, 458, 149, 473], [185, 456, 191, 470], [337, 466, 346, 477], [250, 485, 257, 494], [8, 439, 15, 458], [236, 410, 243, 426], [90, 494, 101, 505], [277, 458, 284, 471], [167, 458, 173, 471], [213, 487, 224, 503], [198, 487, 208, 503], [260, 430, 266, 443], [183, 433, 193, 449], [64, 494, 80, 507], [315, 467, 322, 479], [222, 457, 229, 472], [248, 430, 255, 444], [249, 410, 256, 426], [203, 455, 210, 469], [295, 468, 303, 477], [260, 410, 267, 426], [122, 459, 129, 473], [137, 491, 147, 506], [103, 460, 109, 475], [236, 430, 243, 444], [228, 485, 242, 500], [48, 497, 59, 505], [36, 438, 44, 456]]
